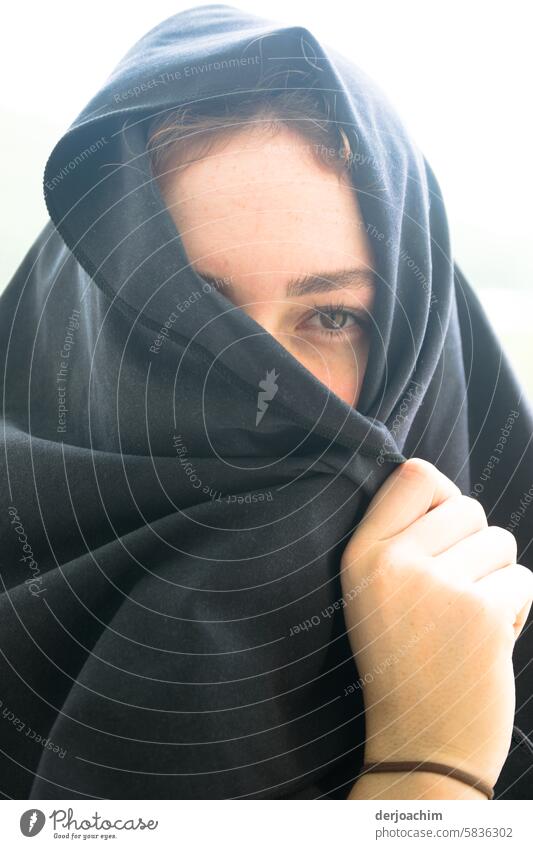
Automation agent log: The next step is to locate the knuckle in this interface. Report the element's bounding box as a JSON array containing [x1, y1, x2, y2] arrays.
[[377, 541, 431, 587], [487, 525, 517, 560], [378, 539, 410, 571], [459, 494, 488, 528], [516, 563, 533, 599]]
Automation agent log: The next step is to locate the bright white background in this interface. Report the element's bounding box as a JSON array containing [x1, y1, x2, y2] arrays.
[[2, 0, 532, 393]]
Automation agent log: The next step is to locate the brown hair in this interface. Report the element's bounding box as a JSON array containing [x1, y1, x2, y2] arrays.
[[145, 88, 355, 188]]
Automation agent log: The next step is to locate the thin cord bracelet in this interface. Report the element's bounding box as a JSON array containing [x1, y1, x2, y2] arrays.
[[358, 760, 494, 800]]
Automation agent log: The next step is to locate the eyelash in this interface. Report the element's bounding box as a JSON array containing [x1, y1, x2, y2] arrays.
[[302, 301, 370, 339]]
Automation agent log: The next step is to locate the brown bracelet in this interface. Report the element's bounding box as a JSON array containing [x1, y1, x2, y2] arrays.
[[358, 760, 494, 800]]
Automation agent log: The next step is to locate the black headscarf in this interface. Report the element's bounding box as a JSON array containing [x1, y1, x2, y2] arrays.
[[1, 3, 532, 799]]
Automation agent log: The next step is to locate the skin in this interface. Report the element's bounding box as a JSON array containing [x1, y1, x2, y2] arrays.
[[157, 129, 533, 800], [344, 458, 533, 800], [157, 125, 376, 408]]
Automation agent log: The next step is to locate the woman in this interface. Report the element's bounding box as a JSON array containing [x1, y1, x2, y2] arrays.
[[1, 4, 532, 800]]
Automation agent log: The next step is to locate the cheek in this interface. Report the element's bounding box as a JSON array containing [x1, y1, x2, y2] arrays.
[[332, 361, 366, 407], [305, 336, 370, 407]]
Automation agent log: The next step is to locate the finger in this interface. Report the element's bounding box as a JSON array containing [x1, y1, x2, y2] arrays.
[[395, 494, 487, 557], [476, 563, 533, 637], [356, 457, 461, 541], [513, 597, 533, 641], [431, 525, 515, 581]]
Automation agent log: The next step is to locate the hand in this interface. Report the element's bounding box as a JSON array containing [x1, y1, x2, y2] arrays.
[[340, 458, 533, 788]]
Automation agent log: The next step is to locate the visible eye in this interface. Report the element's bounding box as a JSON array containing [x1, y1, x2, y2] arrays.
[[302, 303, 369, 339]]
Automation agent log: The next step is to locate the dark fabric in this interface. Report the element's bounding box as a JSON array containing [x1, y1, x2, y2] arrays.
[[1, 3, 532, 799]]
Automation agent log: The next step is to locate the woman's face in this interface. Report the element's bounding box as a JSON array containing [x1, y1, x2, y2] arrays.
[[158, 125, 376, 408]]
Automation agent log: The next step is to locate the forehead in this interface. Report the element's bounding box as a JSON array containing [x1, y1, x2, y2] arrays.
[[158, 126, 375, 283]]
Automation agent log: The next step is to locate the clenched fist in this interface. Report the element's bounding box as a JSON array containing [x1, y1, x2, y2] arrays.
[[341, 458, 533, 789]]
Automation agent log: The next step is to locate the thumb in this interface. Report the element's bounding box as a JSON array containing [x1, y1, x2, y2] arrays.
[[353, 457, 461, 542]]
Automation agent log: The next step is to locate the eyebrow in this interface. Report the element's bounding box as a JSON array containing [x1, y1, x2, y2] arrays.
[[196, 267, 376, 298]]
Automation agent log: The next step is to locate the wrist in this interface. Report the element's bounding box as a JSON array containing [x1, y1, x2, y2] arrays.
[[348, 770, 488, 800], [362, 723, 498, 789]]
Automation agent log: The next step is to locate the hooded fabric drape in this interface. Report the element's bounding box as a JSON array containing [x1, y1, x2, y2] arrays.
[[1, 3, 532, 800]]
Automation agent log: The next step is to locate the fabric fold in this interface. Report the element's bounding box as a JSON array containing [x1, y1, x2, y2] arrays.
[[1, 3, 532, 799]]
